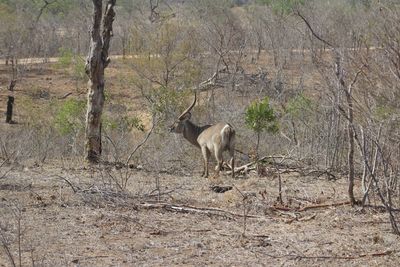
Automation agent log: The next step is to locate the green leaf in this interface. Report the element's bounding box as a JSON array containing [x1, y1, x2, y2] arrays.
[[245, 97, 279, 134]]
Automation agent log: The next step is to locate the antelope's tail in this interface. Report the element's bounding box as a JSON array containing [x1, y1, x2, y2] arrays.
[[222, 124, 235, 149]]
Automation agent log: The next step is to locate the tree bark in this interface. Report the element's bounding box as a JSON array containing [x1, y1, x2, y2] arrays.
[[346, 88, 356, 205], [5, 96, 14, 124], [336, 54, 356, 205], [85, 0, 116, 163], [5, 61, 17, 124]]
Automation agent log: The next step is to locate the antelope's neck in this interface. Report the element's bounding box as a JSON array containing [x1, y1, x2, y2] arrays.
[[183, 120, 203, 148]]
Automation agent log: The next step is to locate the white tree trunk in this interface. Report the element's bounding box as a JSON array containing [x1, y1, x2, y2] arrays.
[[85, 0, 116, 163]]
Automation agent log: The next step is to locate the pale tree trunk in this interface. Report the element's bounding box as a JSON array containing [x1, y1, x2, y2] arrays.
[[346, 85, 356, 205], [336, 53, 358, 206], [85, 0, 116, 163]]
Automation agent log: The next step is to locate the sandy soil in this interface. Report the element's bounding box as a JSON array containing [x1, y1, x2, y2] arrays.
[[1, 162, 399, 266], [0, 54, 399, 267]]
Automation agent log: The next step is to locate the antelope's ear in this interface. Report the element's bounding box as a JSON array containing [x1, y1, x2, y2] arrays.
[[180, 112, 191, 121]]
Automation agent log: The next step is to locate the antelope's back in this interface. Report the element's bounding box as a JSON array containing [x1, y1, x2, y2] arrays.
[[197, 122, 235, 151]]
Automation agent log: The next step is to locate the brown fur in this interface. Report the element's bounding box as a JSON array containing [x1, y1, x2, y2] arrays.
[[169, 95, 235, 178]]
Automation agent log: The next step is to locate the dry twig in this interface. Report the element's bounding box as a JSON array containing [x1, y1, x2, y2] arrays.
[[270, 200, 351, 212], [137, 202, 264, 220]]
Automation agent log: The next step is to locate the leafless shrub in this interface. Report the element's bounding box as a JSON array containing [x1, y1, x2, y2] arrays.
[[0, 202, 25, 267]]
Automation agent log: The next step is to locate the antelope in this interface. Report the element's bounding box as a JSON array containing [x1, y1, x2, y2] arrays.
[[169, 93, 235, 178]]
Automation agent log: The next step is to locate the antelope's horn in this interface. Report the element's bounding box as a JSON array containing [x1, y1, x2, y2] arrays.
[[178, 92, 197, 120]]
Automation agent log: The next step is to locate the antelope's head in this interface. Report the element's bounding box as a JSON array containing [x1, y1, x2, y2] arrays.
[[169, 93, 196, 133]]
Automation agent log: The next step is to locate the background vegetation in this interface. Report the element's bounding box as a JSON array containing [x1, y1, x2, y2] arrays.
[[1, 0, 400, 238]]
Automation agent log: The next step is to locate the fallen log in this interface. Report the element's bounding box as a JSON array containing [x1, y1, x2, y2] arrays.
[[137, 202, 265, 220]]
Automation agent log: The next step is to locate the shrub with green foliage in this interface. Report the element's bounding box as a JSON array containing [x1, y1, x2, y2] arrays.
[[245, 97, 279, 134], [57, 47, 74, 68], [286, 93, 313, 119], [72, 56, 86, 81], [53, 99, 86, 135], [57, 47, 87, 81], [245, 97, 279, 157], [148, 87, 192, 120], [103, 115, 145, 132]]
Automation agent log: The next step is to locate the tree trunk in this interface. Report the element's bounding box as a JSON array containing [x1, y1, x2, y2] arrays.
[[6, 62, 17, 124], [346, 90, 356, 205], [335, 53, 356, 205], [5, 96, 14, 124], [85, 0, 116, 163], [256, 132, 260, 159]]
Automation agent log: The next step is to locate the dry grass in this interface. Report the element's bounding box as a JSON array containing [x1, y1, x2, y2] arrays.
[[0, 163, 399, 266], [0, 56, 399, 266]]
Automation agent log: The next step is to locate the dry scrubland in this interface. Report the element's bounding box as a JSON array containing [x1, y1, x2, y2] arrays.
[[0, 57, 399, 266], [0, 164, 399, 266], [2, 0, 400, 265]]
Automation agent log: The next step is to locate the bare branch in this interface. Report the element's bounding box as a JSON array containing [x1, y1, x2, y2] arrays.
[[126, 117, 156, 165], [137, 202, 263, 220], [295, 11, 334, 48], [35, 0, 58, 24]]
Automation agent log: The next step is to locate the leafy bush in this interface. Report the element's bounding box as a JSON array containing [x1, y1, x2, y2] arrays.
[[57, 47, 87, 81], [286, 93, 314, 119], [57, 47, 74, 69], [245, 97, 279, 157], [53, 99, 86, 135], [245, 96, 279, 134], [103, 115, 145, 132], [148, 87, 191, 120], [72, 56, 86, 81]]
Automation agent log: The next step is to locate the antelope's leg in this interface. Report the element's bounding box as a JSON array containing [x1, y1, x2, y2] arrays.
[[229, 145, 235, 178], [214, 147, 223, 177], [201, 146, 209, 178]]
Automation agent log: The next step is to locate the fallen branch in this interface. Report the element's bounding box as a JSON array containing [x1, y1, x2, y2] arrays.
[[58, 92, 72, 99], [298, 213, 317, 222], [55, 175, 79, 193], [298, 201, 351, 212], [144, 186, 183, 198], [137, 202, 265, 220], [270, 201, 351, 212], [226, 156, 268, 174], [195, 67, 226, 92], [264, 250, 394, 260], [227, 155, 290, 175]]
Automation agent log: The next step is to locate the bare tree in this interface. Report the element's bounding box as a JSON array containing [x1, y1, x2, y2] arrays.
[[85, 0, 116, 163], [296, 10, 359, 205]]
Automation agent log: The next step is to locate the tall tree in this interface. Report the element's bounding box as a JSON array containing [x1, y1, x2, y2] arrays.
[[296, 11, 358, 205], [85, 0, 116, 163]]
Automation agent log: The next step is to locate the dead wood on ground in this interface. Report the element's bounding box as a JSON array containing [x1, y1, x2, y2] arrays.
[[136, 202, 265, 220]]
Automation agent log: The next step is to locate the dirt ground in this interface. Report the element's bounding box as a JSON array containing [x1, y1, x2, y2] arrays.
[[0, 57, 399, 266], [1, 162, 399, 267]]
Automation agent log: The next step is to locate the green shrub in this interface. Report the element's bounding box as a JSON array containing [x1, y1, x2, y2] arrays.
[[245, 97, 279, 157], [72, 56, 86, 81], [286, 93, 314, 119], [103, 115, 145, 132], [57, 47, 73, 69], [245, 96, 279, 134], [53, 99, 86, 135], [57, 47, 87, 82], [149, 87, 191, 119]]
